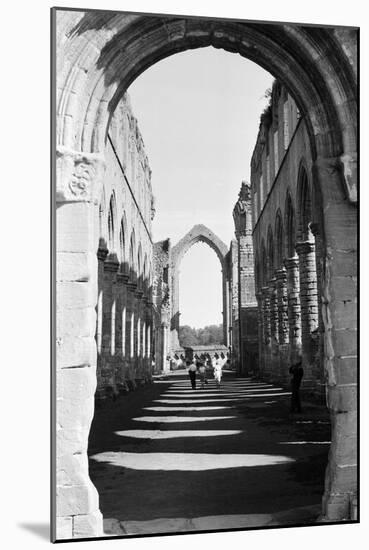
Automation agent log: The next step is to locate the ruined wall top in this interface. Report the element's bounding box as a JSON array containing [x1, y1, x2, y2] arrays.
[[233, 181, 252, 237]]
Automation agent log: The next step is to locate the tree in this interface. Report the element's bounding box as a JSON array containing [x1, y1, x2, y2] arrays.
[[179, 324, 223, 346]]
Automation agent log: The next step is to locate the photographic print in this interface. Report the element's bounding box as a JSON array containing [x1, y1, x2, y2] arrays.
[[51, 6, 358, 542]]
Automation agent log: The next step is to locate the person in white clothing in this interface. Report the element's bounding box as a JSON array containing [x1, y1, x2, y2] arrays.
[[213, 358, 223, 388]]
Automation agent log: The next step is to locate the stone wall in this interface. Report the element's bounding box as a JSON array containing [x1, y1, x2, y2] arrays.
[[232, 183, 258, 375], [152, 239, 171, 373], [250, 80, 357, 520], [95, 94, 154, 400]]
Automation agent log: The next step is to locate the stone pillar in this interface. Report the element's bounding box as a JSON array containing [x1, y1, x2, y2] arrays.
[[135, 288, 144, 379], [276, 267, 289, 384], [115, 271, 128, 393], [313, 157, 357, 521], [269, 277, 280, 384], [296, 240, 319, 386], [96, 247, 107, 397], [170, 267, 180, 350], [126, 281, 137, 382], [233, 182, 258, 376], [269, 277, 279, 343], [101, 255, 119, 396], [310, 223, 326, 397], [284, 256, 302, 362], [222, 272, 230, 347], [256, 291, 264, 378], [276, 268, 289, 344], [55, 147, 104, 539], [261, 285, 271, 380], [162, 322, 170, 373]]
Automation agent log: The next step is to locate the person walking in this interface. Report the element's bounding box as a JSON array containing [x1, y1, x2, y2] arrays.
[[197, 362, 207, 389], [213, 358, 223, 388], [187, 359, 197, 389], [289, 358, 304, 413]]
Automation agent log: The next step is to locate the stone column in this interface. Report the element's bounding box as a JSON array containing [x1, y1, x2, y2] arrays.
[[102, 256, 119, 396], [162, 322, 170, 373], [261, 286, 271, 380], [268, 277, 280, 384], [55, 147, 104, 538], [96, 247, 107, 396], [275, 268, 289, 344], [312, 156, 357, 521], [135, 288, 144, 379], [222, 272, 230, 347], [296, 240, 319, 386], [310, 223, 325, 397], [284, 256, 302, 362], [115, 271, 128, 393], [256, 291, 264, 378], [126, 281, 137, 383], [276, 267, 289, 384], [269, 278, 279, 343]]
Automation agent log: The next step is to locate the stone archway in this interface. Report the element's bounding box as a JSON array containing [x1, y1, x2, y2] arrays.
[[169, 224, 230, 351], [54, 9, 357, 538]]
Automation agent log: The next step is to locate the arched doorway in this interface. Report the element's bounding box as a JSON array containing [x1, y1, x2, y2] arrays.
[[54, 9, 357, 537]]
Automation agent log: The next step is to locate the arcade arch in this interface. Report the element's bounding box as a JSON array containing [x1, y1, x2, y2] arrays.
[[55, 10, 357, 537]]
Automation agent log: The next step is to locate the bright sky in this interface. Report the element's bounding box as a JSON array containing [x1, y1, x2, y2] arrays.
[[128, 47, 273, 328]]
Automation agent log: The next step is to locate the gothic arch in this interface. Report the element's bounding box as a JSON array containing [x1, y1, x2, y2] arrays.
[[128, 230, 137, 283], [107, 192, 117, 254], [297, 162, 313, 242], [55, 10, 358, 534], [267, 225, 274, 280], [119, 212, 128, 274], [284, 190, 296, 257], [275, 209, 284, 268], [170, 224, 229, 351]]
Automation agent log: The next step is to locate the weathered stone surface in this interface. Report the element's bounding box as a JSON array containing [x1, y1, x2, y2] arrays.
[[73, 511, 104, 538], [56, 336, 96, 369], [57, 202, 97, 253], [327, 385, 357, 413], [57, 252, 96, 282], [56, 483, 99, 516], [57, 306, 97, 338], [56, 516, 73, 540], [57, 396, 95, 431]]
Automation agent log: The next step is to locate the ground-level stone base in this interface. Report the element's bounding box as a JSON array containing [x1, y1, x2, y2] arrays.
[[56, 511, 104, 540]]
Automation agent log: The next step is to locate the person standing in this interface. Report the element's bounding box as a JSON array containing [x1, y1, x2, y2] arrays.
[[187, 359, 197, 389], [289, 358, 304, 413]]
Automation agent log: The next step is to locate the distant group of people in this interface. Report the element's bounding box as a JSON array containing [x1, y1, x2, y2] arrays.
[[187, 356, 226, 389]]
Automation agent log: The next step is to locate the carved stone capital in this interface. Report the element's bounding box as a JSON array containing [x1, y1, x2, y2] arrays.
[[275, 267, 287, 283], [56, 146, 106, 203], [104, 257, 120, 273], [284, 256, 299, 271], [127, 281, 138, 292], [295, 240, 315, 256], [117, 271, 130, 284], [97, 247, 108, 262]]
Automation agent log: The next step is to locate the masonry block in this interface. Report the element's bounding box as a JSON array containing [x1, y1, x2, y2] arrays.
[[56, 333, 96, 368], [57, 202, 96, 252], [56, 483, 99, 517], [73, 511, 104, 538], [55, 516, 73, 540], [327, 385, 357, 413]]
